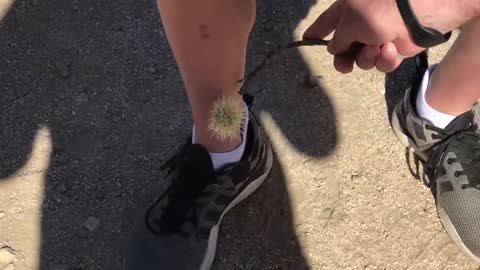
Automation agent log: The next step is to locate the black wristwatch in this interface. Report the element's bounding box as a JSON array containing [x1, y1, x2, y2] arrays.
[[396, 0, 452, 47]]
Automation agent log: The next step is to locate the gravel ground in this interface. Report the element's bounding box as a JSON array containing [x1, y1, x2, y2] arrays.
[[1, 0, 479, 269]]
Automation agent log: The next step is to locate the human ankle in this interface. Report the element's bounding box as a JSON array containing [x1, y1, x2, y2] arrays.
[[192, 104, 249, 170], [415, 66, 457, 129], [426, 69, 476, 116], [193, 131, 242, 153]]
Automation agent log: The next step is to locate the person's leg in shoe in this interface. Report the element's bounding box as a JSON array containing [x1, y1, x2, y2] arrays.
[[417, 18, 480, 127], [392, 18, 480, 262], [126, 1, 273, 269], [160, 0, 254, 170]]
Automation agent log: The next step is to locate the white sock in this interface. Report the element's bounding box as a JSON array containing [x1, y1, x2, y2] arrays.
[[415, 65, 456, 129], [193, 102, 249, 171]]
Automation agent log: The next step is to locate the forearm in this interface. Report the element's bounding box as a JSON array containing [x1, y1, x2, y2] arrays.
[[457, 0, 480, 25], [411, 0, 480, 33], [468, 0, 480, 18]]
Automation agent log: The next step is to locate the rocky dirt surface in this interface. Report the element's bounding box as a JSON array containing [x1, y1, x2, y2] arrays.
[[1, 0, 479, 269]]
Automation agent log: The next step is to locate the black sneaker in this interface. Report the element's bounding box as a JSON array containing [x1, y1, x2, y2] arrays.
[[126, 109, 273, 270], [391, 54, 480, 262]]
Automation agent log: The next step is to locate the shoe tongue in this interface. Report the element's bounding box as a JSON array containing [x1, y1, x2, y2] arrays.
[[184, 144, 215, 177], [444, 111, 474, 132]]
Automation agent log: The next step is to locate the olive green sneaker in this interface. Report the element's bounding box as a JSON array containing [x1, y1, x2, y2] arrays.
[[391, 54, 480, 262]]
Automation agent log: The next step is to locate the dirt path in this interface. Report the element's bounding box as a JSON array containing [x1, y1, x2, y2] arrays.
[[1, 0, 478, 269]]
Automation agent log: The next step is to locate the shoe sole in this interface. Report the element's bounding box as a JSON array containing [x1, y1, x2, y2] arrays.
[[199, 137, 274, 270], [390, 106, 428, 161], [391, 107, 480, 263]]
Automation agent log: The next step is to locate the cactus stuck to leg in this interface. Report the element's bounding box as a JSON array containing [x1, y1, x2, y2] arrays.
[[208, 96, 246, 142]]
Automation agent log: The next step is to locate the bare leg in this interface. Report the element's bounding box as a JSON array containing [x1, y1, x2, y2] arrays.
[[157, 0, 255, 152], [426, 18, 480, 116]]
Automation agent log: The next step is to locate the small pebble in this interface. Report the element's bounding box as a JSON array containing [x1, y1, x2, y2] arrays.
[[0, 246, 16, 266], [0, 211, 6, 218], [74, 93, 88, 104], [147, 65, 156, 74], [84, 216, 100, 232], [54, 59, 71, 78], [53, 192, 69, 204]]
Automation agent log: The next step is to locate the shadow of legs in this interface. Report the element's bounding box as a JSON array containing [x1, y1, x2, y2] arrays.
[[214, 150, 309, 270], [0, 0, 337, 268]]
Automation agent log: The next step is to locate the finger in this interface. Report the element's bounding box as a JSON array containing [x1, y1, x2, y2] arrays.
[[375, 42, 403, 73], [355, 45, 381, 70], [334, 54, 355, 73], [327, 25, 354, 55], [303, 0, 343, 40], [393, 37, 424, 57]]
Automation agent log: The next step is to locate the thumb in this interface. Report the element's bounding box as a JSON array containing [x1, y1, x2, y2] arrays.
[[303, 0, 343, 40], [375, 42, 404, 72]]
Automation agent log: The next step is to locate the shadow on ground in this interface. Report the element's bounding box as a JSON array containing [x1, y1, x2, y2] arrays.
[[0, 0, 336, 269]]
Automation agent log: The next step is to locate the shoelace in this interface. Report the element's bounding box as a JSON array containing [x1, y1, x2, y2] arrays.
[[425, 123, 480, 190], [145, 146, 216, 236]]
